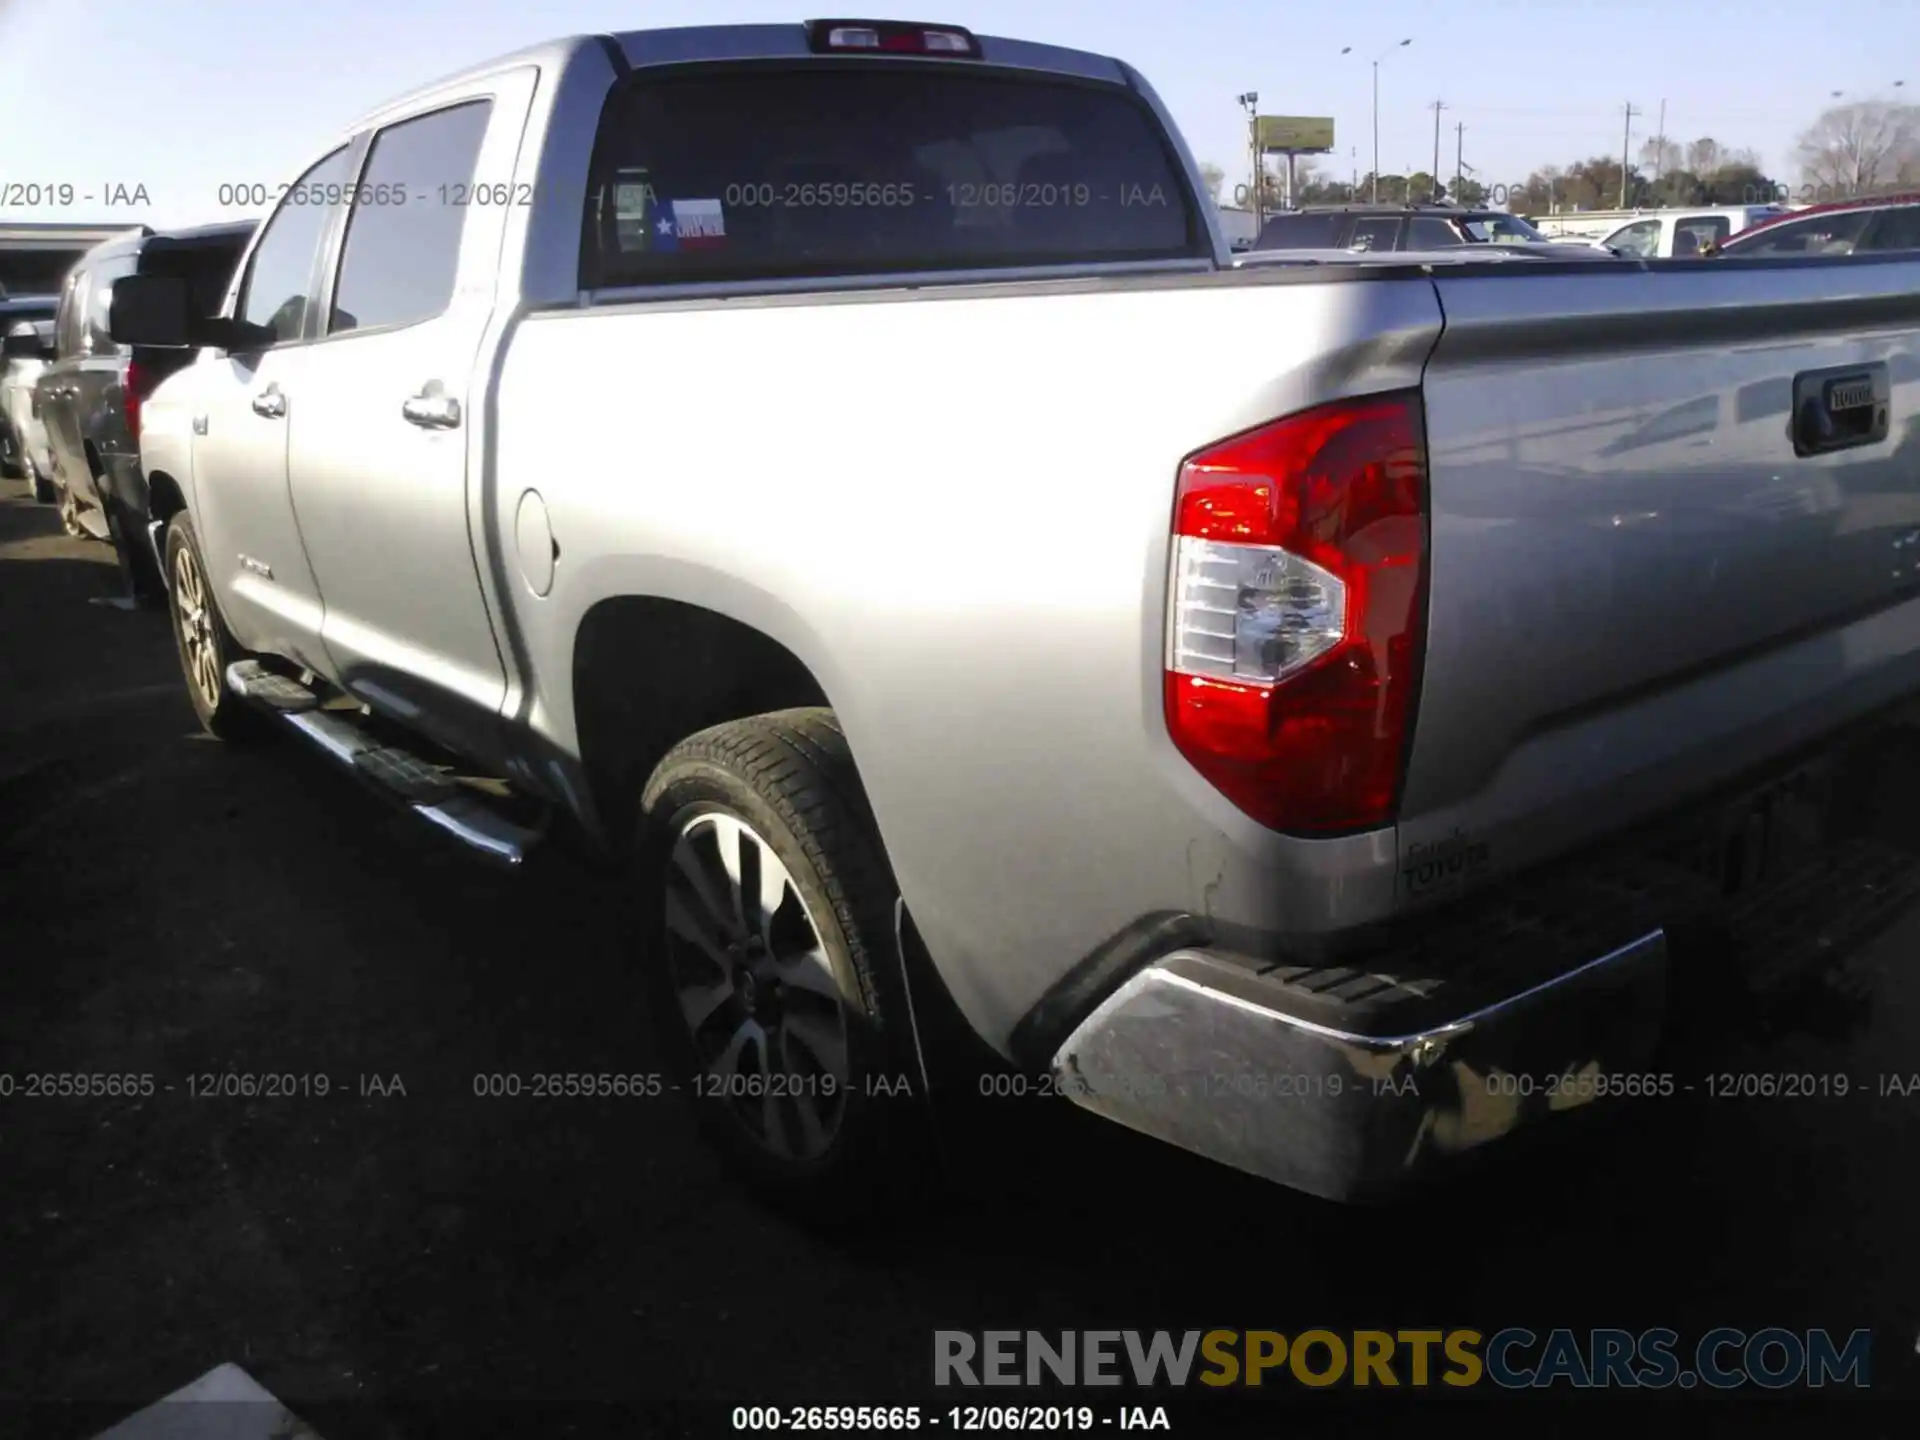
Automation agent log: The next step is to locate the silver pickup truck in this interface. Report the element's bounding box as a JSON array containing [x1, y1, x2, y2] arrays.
[[114, 18, 1920, 1211]]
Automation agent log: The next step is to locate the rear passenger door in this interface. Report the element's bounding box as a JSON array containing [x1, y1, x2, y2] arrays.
[[289, 72, 532, 767], [69, 249, 139, 509], [38, 267, 92, 503]]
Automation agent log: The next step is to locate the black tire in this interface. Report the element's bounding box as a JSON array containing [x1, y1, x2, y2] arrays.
[[637, 707, 928, 1221], [31, 460, 55, 505], [0, 421, 22, 481], [164, 512, 267, 741]]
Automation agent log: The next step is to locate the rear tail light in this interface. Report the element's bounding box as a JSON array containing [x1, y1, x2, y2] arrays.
[[805, 19, 982, 56], [124, 358, 146, 443], [1164, 391, 1429, 835]]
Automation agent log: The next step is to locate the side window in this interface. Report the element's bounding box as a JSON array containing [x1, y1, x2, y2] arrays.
[[1348, 217, 1402, 251], [238, 146, 356, 345], [1254, 212, 1344, 249], [83, 253, 139, 355], [1675, 216, 1730, 250], [1405, 217, 1464, 248], [1606, 220, 1661, 256], [1735, 211, 1873, 256], [1863, 206, 1920, 252], [329, 100, 493, 336]]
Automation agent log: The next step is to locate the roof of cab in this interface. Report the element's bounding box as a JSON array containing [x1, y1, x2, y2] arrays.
[[343, 23, 1128, 136]]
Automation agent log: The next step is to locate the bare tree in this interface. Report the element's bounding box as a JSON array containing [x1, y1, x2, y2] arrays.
[[1198, 162, 1226, 204], [1685, 137, 1724, 176], [1795, 102, 1920, 196], [1639, 136, 1682, 178]]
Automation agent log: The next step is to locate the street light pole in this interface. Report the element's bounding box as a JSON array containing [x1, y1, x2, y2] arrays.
[[1239, 91, 1262, 233], [1342, 39, 1411, 205]]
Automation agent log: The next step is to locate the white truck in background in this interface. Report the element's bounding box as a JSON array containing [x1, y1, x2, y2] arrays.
[[1532, 205, 1786, 256]]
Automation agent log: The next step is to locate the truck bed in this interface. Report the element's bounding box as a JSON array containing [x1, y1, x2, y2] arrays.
[[500, 249, 1920, 1054]]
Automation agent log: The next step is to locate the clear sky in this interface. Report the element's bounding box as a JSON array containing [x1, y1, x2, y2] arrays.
[[1, 0, 1913, 226]]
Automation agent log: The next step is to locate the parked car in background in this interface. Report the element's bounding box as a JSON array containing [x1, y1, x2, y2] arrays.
[[1709, 195, 1920, 257], [1252, 204, 1554, 252], [32, 221, 253, 601], [114, 18, 1920, 1217], [1590, 205, 1787, 258], [0, 294, 59, 496]]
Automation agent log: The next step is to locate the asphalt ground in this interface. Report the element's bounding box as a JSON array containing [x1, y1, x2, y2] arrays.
[[1, 473, 1916, 1438]]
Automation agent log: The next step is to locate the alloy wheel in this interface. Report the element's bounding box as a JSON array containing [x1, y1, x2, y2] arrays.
[[663, 810, 853, 1162], [172, 541, 222, 712]]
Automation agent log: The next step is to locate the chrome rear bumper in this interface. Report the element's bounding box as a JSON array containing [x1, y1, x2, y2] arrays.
[[1049, 929, 1667, 1203]]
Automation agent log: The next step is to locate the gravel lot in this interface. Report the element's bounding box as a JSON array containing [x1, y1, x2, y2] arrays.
[[1, 474, 1915, 1438]]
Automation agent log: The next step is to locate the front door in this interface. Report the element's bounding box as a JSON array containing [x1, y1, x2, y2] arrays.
[[289, 90, 522, 766], [186, 144, 358, 666]]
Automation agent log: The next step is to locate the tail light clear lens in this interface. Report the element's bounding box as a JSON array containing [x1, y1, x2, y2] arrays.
[[1164, 391, 1429, 835]]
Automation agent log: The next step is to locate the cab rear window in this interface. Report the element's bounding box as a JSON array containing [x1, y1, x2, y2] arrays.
[[580, 63, 1202, 287]]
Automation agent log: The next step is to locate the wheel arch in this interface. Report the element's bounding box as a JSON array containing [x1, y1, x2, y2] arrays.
[[569, 594, 840, 854]]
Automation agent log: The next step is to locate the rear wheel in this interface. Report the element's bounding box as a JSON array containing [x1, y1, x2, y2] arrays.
[[30, 457, 55, 505], [638, 708, 927, 1219], [165, 513, 265, 741], [0, 422, 21, 480]]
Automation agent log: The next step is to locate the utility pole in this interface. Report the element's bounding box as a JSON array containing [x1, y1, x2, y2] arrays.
[[1655, 98, 1667, 181], [1342, 39, 1412, 204], [1455, 121, 1464, 199], [1372, 62, 1381, 201], [1620, 101, 1640, 207], [1429, 101, 1446, 200], [1239, 91, 1262, 232]]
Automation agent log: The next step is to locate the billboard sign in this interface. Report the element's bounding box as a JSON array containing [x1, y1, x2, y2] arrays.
[[1257, 116, 1335, 153]]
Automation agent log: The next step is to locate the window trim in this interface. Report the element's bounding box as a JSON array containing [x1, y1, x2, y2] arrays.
[[232, 142, 365, 353], [315, 96, 498, 346], [576, 58, 1209, 291]]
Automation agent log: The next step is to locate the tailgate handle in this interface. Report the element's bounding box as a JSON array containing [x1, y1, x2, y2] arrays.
[[1792, 362, 1888, 457]]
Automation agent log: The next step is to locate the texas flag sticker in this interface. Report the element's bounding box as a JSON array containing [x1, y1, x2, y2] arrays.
[[671, 198, 727, 250]]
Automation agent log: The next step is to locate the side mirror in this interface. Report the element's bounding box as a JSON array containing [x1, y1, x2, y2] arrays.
[[108, 273, 192, 347]]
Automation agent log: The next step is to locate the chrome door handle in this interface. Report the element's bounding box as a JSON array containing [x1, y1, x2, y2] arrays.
[[251, 385, 285, 419], [401, 390, 460, 430]]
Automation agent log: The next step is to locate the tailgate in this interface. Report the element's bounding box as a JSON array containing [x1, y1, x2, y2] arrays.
[[1398, 258, 1920, 902]]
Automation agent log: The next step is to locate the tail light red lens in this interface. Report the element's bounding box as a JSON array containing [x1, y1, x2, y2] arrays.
[[124, 358, 145, 444], [1164, 390, 1429, 835]]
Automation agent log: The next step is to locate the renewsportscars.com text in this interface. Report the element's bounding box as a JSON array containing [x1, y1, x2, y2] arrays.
[[933, 1328, 1872, 1390]]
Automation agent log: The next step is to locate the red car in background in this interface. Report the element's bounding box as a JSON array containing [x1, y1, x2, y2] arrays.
[[1709, 193, 1920, 256]]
